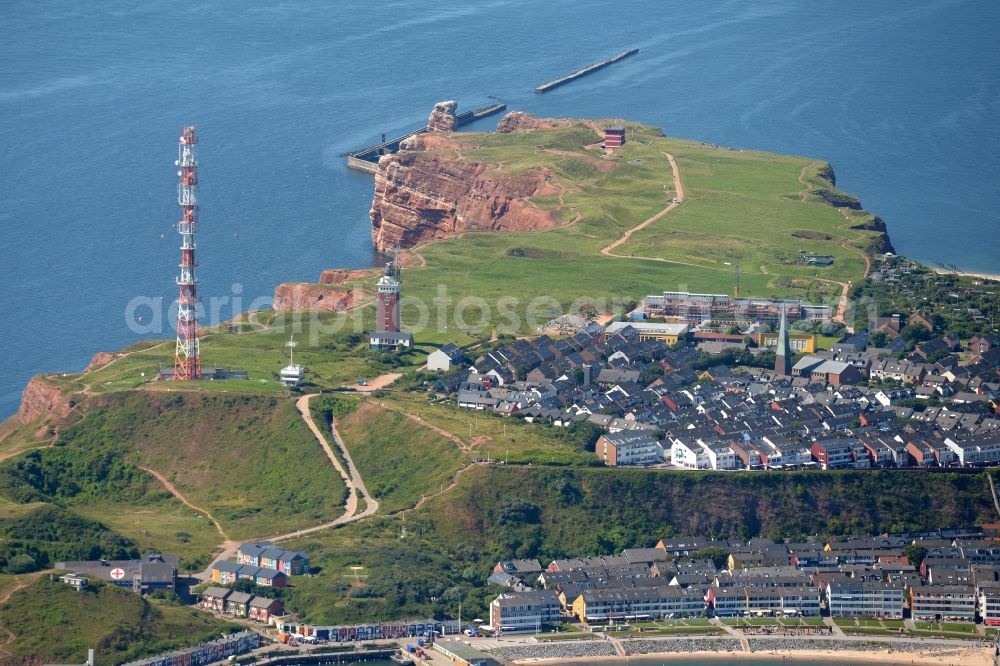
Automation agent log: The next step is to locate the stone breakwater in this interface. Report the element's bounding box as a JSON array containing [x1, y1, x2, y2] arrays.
[[623, 638, 743, 655], [746, 638, 964, 654], [490, 641, 617, 660], [489, 636, 978, 662]]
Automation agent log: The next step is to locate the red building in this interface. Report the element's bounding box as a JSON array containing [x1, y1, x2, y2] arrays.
[[604, 126, 625, 149]]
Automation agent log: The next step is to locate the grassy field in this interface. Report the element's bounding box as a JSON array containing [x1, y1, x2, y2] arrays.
[[70, 499, 222, 571], [2, 392, 349, 541], [384, 121, 882, 336], [380, 392, 596, 466], [335, 400, 467, 513], [0, 577, 237, 666]]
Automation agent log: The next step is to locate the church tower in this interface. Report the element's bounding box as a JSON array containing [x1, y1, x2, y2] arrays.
[[774, 306, 793, 376]]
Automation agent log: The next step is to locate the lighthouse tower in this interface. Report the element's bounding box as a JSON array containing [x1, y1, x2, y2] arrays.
[[368, 248, 413, 351], [173, 127, 201, 380], [376, 260, 401, 333]]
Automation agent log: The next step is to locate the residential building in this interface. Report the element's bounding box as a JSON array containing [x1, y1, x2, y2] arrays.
[[249, 596, 284, 623], [910, 585, 977, 621], [573, 586, 704, 622], [826, 581, 905, 619], [489, 590, 561, 634], [597, 431, 662, 466], [427, 344, 466, 372]]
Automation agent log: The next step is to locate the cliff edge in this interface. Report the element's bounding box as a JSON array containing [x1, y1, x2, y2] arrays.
[[369, 113, 574, 252]]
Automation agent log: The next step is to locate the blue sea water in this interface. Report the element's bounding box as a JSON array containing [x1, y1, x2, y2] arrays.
[[1, 0, 999, 419]]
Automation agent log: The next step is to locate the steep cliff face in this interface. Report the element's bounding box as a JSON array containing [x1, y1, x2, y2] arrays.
[[84, 351, 116, 373], [319, 268, 378, 285], [272, 283, 363, 312], [495, 111, 571, 134], [369, 151, 564, 251], [18, 377, 75, 424], [427, 100, 457, 132]]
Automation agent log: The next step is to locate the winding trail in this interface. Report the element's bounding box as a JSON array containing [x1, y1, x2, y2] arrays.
[[601, 151, 685, 258], [0, 571, 46, 658], [140, 466, 229, 542], [796, 161, 874, 325], [271, 395, 379, 542], [191, 394, 379, 581]]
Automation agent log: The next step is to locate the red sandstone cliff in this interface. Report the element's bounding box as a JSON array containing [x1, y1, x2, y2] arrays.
[[18, 376, 75, 424], [319, 268, 378, 285], [369, 146, 565, 251], [427, 100, 458, 132], [495, 111, 571, 134], [272, 282, 365, 312]]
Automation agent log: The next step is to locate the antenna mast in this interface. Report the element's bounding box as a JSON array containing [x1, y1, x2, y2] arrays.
[[173, 127, 201, 380]]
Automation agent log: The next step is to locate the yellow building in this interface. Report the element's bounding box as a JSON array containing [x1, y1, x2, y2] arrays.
[[757, 332, 817, 353], [605, 321, 689, 345]]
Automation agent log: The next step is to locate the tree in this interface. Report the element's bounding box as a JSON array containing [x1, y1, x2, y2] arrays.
[[692, 547, 729, 570], [902, 544, 927, 568], [869, 330, 888, 348]]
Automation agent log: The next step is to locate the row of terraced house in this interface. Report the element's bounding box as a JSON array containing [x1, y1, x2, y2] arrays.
[[487, 525, 1000, 633], [209, 542, 310, 588]]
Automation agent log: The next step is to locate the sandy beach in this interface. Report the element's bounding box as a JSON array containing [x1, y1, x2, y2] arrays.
[[932, 268, 1000, 282]]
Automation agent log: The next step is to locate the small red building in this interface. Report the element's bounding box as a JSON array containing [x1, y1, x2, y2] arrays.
[[604, 126, 625, 149]]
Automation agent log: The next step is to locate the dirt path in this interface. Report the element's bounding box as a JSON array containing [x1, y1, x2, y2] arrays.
[[796, 161, 872, 325], [139, 466, 229, 542], [350, 373, 402, 393], [601, 151, 685, 257], [0, 442, 52, 465], [0, 571, 46, 658], [376, 400, 472, 453], [192, 395, 380, 579], [395, 461, 478, 515], [265, 395, 378, 544], [140, 465, 240, 581]]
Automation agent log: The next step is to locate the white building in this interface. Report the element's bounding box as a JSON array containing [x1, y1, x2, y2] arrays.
[[489, 590, 561, 634], [980, 588, 1000, 627], [427, 344, 464, 372], [671, 438, 711, 469], [826, 581, 905, 619], [944, 435, 1000, 466], [700, 440, 739, 470]]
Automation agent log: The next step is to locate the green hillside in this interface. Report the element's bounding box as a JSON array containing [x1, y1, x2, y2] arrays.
[[0, 392, 349, 554], [391, 121, 885, 334], [49, 392, 349, 539], [279, 463, 998, 624], [0, 577, 236, 666], [334, 400, 467, 513]]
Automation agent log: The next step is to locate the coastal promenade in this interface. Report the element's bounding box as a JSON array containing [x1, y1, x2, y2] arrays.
[[477, 634, 995, 665]]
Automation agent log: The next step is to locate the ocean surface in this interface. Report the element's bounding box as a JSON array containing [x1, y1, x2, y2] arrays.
[[2, 0, 999, 419]]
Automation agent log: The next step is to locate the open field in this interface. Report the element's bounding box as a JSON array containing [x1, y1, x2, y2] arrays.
[[2, 392, 349, 541], [70, 500, 222, 572], [380, 392, 597, 466], [335, 400, 467, 513], [386, 121, 880, 335], [0, 577, 237, 666]]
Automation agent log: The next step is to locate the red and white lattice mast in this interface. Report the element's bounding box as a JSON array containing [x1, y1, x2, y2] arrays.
[[173, 127, 201, 380]]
